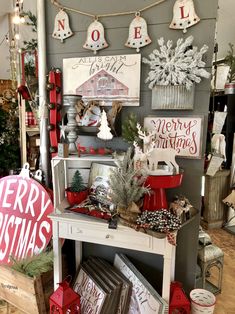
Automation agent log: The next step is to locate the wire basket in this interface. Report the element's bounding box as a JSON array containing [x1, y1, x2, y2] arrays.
[[190, 289, 216, 314]]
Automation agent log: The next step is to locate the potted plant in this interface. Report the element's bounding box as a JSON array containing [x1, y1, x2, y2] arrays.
[[142, 35, 210, 110], [109, 148, 150, 223], [224, 43, 235, 94], [66, 170, 88, 205]]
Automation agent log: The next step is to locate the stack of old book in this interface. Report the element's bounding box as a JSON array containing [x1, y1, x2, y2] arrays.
[[74, 254, 168, 314]]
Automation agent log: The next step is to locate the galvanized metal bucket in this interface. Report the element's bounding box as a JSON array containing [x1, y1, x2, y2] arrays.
[[151, 84, 195, 110], [224, 83, 235, 94]]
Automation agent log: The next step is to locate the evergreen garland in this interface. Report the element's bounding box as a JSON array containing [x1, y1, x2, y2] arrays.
[[70, 170, 86, 192], [109, 148, 149, 209], [10, 251, 53, 278]]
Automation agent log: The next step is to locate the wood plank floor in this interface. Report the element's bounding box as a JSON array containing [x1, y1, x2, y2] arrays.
[[0, 228, 234, 314], [206, 228, 235, 314]]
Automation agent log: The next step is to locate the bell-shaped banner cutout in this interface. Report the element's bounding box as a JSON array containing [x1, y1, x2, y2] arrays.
[[169, 0, 200, 33], [125, 13, 152, 52], [83, 20, 108, 54], [52, 10, 73, 42]]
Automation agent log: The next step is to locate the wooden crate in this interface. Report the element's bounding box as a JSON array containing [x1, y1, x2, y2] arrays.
[[202, 170, 230, 229], [0, 266, 53, 314]]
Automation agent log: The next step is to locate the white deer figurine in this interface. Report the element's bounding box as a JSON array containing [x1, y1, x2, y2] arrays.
[[136, 123, 155, 153], [147, 142, 179, 174], [134, 123, 180, 174]]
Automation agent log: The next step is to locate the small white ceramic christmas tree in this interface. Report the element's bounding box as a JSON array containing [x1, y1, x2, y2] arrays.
[[97, 110, 113, 140]]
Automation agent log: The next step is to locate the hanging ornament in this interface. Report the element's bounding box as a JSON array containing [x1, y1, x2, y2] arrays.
[[169, 0, 200, 33], [125, 12, 152, 52], [83, 19, 108, 54], [97, 110, 113, 141], [52, 9, 73, 42]]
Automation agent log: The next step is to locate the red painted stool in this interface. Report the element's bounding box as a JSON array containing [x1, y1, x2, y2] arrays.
[[143, 173, 183, 210]]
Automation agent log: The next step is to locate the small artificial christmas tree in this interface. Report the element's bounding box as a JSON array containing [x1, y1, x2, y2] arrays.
[[97, 110, 113, 140], [70, 170, 86, 192], [66, 170, 88, 205], [109, 148, 150, 223]]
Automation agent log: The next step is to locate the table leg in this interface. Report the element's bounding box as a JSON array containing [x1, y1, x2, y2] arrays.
[[52, 220, 62, 290], [75, 241, 82, 270], [162, 243, 175, 303]]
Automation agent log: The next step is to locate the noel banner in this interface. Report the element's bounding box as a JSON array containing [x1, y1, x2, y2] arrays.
[[51, 0, 200, 50]]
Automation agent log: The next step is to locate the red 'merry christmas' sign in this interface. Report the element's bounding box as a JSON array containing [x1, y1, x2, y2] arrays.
[[0, 175, 54, 265]]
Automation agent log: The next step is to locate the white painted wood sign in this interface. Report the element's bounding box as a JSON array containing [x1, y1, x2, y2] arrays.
[[114, 253, 168, 314], [144, 116, 203, 158], [63, 54, 141, 106]]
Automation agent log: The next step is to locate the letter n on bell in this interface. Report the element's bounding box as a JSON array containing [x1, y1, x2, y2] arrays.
[[52, 10, 73, 42]]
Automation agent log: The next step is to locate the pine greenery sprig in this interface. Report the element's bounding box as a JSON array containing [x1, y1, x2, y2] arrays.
[[10, 251, 53, 278], [70, 170, 86, 192], [142, 35, 210, 90], [122, 113, 140, 144], [109, 148, 149, 209], [21, 11, 37, 51], [224, 43, 235, 83]]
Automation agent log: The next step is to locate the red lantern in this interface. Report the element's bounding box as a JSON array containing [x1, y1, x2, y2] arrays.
[[169, 281, 190, 314], [49, 278, 80, 314]]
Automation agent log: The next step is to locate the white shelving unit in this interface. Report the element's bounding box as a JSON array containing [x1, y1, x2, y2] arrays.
[[49, 155, 176, 303]]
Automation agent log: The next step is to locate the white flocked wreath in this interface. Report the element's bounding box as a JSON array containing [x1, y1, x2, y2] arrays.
[[142, 35, 210, 90]]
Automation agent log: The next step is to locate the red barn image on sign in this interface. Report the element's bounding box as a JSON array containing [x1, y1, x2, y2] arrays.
[[76, 69, 129, 99]]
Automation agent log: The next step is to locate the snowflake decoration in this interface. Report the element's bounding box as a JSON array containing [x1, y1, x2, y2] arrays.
[[142, 35, 210, 90]]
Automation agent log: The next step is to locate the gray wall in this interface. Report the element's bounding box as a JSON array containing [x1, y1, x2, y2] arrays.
[[45, 0, 218, 294]]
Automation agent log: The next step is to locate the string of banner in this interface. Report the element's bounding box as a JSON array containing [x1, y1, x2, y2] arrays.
[[50, 0, 200, 54]]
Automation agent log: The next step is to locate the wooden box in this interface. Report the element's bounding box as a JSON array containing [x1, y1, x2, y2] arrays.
[[52, 155, 114, 211], [0, 266, 53, 314], [202, 170, 230, 229]]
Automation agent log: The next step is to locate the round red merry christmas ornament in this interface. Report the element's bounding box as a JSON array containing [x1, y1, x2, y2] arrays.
[[0, 174, 54, 264]]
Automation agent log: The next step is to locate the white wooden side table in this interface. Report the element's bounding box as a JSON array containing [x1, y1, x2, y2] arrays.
[[49, 211, 175, 303]]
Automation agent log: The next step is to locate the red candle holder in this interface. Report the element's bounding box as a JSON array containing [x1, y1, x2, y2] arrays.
[[144, 172, 183, 211]]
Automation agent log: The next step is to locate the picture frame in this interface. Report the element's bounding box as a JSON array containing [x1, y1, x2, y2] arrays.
[[114, 253, 168, 314], [88, 162, 116, 208], [21, 50, 38, 85], [63, 54, 141, 106], [74, 265, 107, 313], [144, 116, 204, 158]]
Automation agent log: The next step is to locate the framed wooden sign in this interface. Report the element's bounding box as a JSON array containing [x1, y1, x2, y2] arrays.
[[74, 266, 107, 313], [144, 116, 203, 158], [63, 54, 141, 106], [114, 253, 168, 314]]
